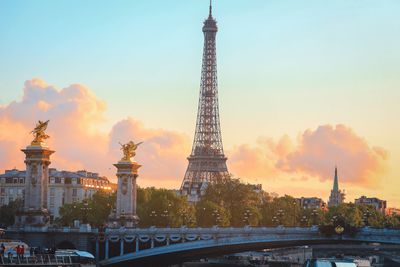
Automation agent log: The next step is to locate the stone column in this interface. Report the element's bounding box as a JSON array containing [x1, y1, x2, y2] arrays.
[[109, 160, 141, 228], [16, 144, 54, 227]]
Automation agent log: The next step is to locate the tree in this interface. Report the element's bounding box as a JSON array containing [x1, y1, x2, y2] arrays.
[[0, 199, 23, 227], [58, 191, 115, 227], [137, 187, 195, 227], [260, 195, 300, 226], [199, 177, 265, 226], [195, 200, 230, 227], [323, 203, 386, 228]]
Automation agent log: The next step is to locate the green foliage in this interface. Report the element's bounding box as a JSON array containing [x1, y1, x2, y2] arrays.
[[260, 195, 300, 226], [197, 178, 265, 226], [323, 203, 387, 228], [58, 191, 115, 227], [137, 187, 195, 227], [195, 200, 230, 227], [55, 180, 400, 229], [0, 199, 23, 226]]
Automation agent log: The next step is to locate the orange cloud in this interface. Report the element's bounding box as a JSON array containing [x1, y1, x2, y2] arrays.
[[0, 79, 388, 191], [277, 124, 388, 186], [229, 125, 388, 188], [0, 79, 189, 187]]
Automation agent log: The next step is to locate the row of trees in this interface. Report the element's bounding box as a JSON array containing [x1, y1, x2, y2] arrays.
[[1, 178, 399, 229], [57, 178, 400, 229]]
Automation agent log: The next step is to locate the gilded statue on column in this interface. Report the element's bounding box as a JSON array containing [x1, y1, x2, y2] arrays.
[[30, 120, 50, 146], [119, 141, 143, 162]]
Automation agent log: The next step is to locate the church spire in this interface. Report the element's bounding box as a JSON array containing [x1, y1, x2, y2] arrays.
[[333, 166, 339, 192]]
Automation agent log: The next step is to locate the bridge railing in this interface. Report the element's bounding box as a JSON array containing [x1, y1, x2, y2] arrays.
[[0, 254, 79, 266], [100, 226, 400, 255]]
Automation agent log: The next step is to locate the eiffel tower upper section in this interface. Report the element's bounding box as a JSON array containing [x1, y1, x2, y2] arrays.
[[181, 1, 229, 202]]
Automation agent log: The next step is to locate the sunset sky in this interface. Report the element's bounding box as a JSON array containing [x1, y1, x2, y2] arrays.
[[0, 1, 399, 206]]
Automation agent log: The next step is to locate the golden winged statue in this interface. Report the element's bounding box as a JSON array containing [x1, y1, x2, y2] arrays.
[[119, 141, 143, 162], [31, 120, 50, 145]]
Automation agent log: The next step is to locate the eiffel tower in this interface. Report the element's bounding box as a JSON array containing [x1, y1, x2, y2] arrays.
[[180, 0, 229, 202]]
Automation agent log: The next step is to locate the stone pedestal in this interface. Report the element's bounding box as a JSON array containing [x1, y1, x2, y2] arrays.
[[15, 144, 54, 227], [109, 160, 141, 228]]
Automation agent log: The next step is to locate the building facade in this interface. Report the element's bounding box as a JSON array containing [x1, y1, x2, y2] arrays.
[[328, 167, 345, 207], [386, 208, 400, 216], [355, 196, 387, 213], [0, 168, 114, 219], [297, 197, 326, 210]]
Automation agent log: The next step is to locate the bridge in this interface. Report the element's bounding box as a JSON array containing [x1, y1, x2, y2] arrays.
[[98, 226, 400, 266]]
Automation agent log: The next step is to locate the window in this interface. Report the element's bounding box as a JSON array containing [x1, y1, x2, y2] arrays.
[[13, 178, 18, 184], [0, 188, 5, 195], [19, 178, 24, 184], [72, 188, 77, 197]]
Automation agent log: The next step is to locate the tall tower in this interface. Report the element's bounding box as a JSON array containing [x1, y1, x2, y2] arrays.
[[181, 0, 229, 202], [328, 166, 345, 207]]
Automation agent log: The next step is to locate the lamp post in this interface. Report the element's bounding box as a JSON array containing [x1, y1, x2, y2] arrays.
[[276, 209, 285, 226], [363, 210, 372, 227], [293, 200, 297, 226], [272, 216, 279, 226], [149, 210, 157, 226], [180, 209, 188, 226], [311, 209, 318, 226], [212, 209, 220, 226], [120, 210, 126, 227], [330, 215, 339, 227], [300, 215, 308, 227], [243, 209, 252, 226], [81, 200, 92, 224]]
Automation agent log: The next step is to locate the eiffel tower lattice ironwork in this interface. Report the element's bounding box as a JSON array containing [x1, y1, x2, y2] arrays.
[[180, 0, 229, 202]]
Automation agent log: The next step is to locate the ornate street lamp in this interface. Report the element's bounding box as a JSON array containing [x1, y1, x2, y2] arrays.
[[81, 200, 92, 224], [311, 209, 318, 226], [300, 215, 308, 227], [180, 209, 188, 226], [272, 216, 279, 226], [243, 209, 252, 226], [212, 209, 220, 226], [293, 200, 297, 226], [276, 209, 285, 226], [363, 210, 372, 227], [149, 210, 157, 226]]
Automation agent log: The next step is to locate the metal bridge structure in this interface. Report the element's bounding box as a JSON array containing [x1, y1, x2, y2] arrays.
[[180, 0, 229, 202], [98, 226, 400, 266]]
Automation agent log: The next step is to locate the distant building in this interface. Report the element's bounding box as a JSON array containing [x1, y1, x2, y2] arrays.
[[0, 168, 115, 219], [297, 197, 326, 210], [355, 196, 387, 213], [328, 166, 345, 207], [386, 208, 400, 216]]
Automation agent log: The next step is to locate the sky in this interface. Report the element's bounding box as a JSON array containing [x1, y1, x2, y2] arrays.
[[0, 1, 399, 207]]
